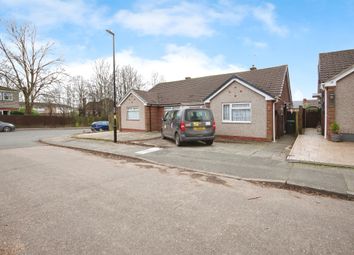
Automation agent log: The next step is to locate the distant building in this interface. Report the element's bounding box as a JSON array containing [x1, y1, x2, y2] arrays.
[[85, 98, 114, 117], [292, 98, 319, 111], [0, 86, 20, 115], [19, 102, 75, 116]]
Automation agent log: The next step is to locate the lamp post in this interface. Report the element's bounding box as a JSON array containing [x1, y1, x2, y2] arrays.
[[106, 29, 117, 143]]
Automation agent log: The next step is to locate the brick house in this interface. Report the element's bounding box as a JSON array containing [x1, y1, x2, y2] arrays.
[[0, 86, 19, 115], [318, 49, 354, 141], [118, 65, 292, 142]]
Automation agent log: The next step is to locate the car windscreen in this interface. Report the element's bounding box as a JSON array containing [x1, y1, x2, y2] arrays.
[[184, 109, 212, 122]]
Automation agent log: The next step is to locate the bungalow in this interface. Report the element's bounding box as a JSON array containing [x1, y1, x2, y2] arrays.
[[318, 49, 354, 141], [0, 86, 19, 115], [118, 65, 292, 142]]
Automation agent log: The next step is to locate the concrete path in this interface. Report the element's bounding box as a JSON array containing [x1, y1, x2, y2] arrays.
[[41, 133, 354, 199], [288, 128, 354, 168]]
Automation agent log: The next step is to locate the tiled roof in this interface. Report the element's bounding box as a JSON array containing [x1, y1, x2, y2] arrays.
[[319, 49, 354, 84], [133, 90, 159, 104], [303, 99, 319, 108], [130, 65, 289, 105]]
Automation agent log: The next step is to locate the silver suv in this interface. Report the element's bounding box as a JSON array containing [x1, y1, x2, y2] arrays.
[[161, 108, 215, 146]]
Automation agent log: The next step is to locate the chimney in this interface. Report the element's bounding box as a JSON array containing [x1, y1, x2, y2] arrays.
[[250, 65, 257, 71], [185, 77, 191, 79]]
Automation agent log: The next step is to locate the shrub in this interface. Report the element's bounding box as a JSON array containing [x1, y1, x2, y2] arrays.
[[330, 122, 340, 134], [10, 110, 24, 115]]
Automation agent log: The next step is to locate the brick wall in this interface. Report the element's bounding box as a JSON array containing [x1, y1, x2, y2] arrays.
[[217, 135, 269, 142], [266, 101, 273, 141], [326, 86, 336, 139], [144, 106, 164, 131], [273, 71, 292, 138]]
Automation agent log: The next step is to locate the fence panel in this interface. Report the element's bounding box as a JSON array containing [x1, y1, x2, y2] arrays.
[[0, 115, 74, 128]]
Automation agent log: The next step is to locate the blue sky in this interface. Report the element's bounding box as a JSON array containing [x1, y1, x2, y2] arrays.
[[1, 0, 354, 100]]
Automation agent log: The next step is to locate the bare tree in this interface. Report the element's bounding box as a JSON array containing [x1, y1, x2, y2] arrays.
[[0, 22, 64, 115], [70, 76, 89, 116], [90, 60, 113, 117], [149, 72, 165, 89], [117, 65, 144, 101]]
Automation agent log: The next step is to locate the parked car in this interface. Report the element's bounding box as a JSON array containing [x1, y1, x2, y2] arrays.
[[0, 121, 16, 132], [91, 121, 109, 132], [161, 108, 215, 146]]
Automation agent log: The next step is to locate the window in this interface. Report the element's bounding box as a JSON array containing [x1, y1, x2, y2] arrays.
[[0, 93, 2, 101], [185, 109, 212, 122], [163, 110, 178, 121], [3, 92, 13, 101], [222, 103, 251, 123], [127, 107, 140, 120]]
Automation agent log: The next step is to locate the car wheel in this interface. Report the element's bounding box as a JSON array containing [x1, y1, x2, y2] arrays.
[[3, 126, 11, 132], [161, 129, 166, 139], [99, 128, 103, 132], [175, 133, 181, 146], [205, 140, 214, 145]]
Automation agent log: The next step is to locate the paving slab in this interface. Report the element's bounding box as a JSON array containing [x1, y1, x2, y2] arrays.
[[288, 129, 354, 168]]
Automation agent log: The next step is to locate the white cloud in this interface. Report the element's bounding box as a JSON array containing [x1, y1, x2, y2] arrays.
[[252, 3, 288, 36], [1, 0, 288, 37], [114, 1, 287, 37], [242, 37, 268, 49], [115, 2, 223, 37], [0, 0, 109, 29], [293, 88, 304, 101], [65, 44, 245, 88]]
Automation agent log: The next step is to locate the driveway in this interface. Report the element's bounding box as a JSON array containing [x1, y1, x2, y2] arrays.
[[288, 128, 354, 168], [76, 131, 295, 158]]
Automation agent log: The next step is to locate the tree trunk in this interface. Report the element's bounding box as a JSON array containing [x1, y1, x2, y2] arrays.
[[24, 97, 33, 115]]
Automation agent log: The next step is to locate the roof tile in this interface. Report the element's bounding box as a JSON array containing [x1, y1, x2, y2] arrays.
[[319, 49, 354, 84], [132, 65, 288, 105]]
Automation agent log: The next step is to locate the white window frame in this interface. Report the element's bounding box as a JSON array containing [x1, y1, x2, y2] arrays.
[[0, 92, 2, 101], [2, 92, 13, 101], [127, 106, 140, 120], [222, 102, 252, 123]]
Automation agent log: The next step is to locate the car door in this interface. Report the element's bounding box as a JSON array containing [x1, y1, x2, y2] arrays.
[[169, 110, 179, 136], [162, 111, 173, 138]]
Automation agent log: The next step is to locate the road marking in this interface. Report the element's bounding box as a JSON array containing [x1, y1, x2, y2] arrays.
[[135, 147, 162, 155]]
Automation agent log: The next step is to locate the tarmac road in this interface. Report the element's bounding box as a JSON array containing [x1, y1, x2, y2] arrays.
[[1, 144, 353, 254], [0, 128, 87, 149]]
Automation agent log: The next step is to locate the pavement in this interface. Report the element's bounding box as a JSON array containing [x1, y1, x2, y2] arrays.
[[288, 128, 354, 168], [41, 131, 354, 199]]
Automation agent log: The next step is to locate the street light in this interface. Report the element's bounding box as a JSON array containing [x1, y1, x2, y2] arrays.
[[106, 29, 117, 143]]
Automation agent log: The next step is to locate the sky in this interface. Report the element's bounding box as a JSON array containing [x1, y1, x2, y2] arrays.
[[1, 0, 354, 100]]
